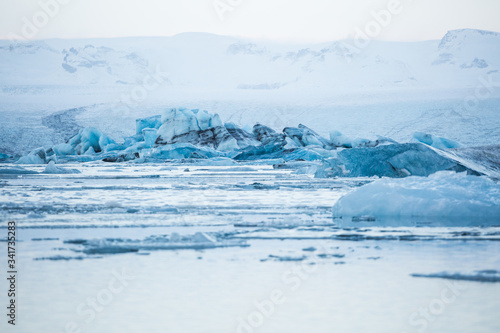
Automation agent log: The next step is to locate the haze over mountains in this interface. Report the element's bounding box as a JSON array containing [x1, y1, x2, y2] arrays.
[[0, 28, 499, 155], [1, 28, 498, 88]]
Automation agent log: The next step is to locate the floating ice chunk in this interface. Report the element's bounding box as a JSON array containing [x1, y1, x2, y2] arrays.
[[216, 134, 239, 151], [158, 108, 200, 142], [52, 143, 74, 156], [284, 137, 301, 149], [17, 147, 47, 164], [211, 113, 223, 128], [65, 232, 248, 255], [194, 109, 211, 130], [34, 255, 89, 261], [317, 253, 345, 259], [43, 161, 81, 174], [123, 141, 146, 153], [84, 146, 96, 155], [437, 144, 500, 179], [142, 128, 157, 148], [148, 143, 223, 160], [273, 161, 323, 173], [332, 171, 500, 220], [302, 247, 317, 252], [192, 232, 216, 243], [84, 246, 139, 255], [330, 131, 357, 148], [253, 123, 279, 142], [178, 157, 238, 166], [225, 122, 260, 148], [16, 147, 57, 164], [157, 109, 238, 151], [67, 127, 116, 155], [233, 140, 285, 160], [284, 124, 331, 148], [292, 164, 319, 175], [329, 130, 396, 148], [0, 166, 38, 174], [235, 143, 334, 161], [102, 152, 140, 162], [135, 115, 161, 135], [213, 126, 239, 151], [265, 255, 307, 262], [413, 132, 462, 149], [45, 147, 57, 163], [104, 201, 122, 208], [315, 143, 476, 178], [282, 147, 335, 161], [411, 270, 500, 283]]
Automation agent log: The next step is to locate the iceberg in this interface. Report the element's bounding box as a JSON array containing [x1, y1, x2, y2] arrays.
[[315, 143, 479, 178], [224, 122, 260, 148], [135, 115, 161, 135], [156, 108, 239, 151], [332, 171, 500, 220], [329, 131, 397, 148], [411, 270, 500, 283], [16, 147, 56, 164], [60, 127, 116, 156], [435, 145, 500, 180], [43, 161, 81, 174], [235, 146, 334, 162], [142, 128, 158, 148], [252, 123, 280, 143], [284, 124, 332, 149], [413, 131, 462, 149], [102, 152, 140, 163], [13, 108, 499, 178]]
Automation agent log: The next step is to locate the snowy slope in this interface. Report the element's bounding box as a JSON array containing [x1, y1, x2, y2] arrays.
[[1, 29, 499, 89], [0, 29, 499, 155]]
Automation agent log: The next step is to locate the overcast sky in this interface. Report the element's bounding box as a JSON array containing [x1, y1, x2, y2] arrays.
[[1, 0, 499, 42]]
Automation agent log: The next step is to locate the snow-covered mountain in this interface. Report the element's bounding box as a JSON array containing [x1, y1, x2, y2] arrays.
[[1, 29, 499, 89], [0, 29, 499, 155]]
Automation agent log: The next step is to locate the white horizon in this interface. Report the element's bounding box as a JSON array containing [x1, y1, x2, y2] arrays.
[[1, 0, 500, 43]]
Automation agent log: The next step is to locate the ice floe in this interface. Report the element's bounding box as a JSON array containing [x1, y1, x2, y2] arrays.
[[314, 143, 480, 178], [411, 270, 500, 283], [332, 171, 500, 220], [43, 161, 81, 174], [412, 132, 462, 149], [64, 232, 249, 255], [0, 166, 38, 174]]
